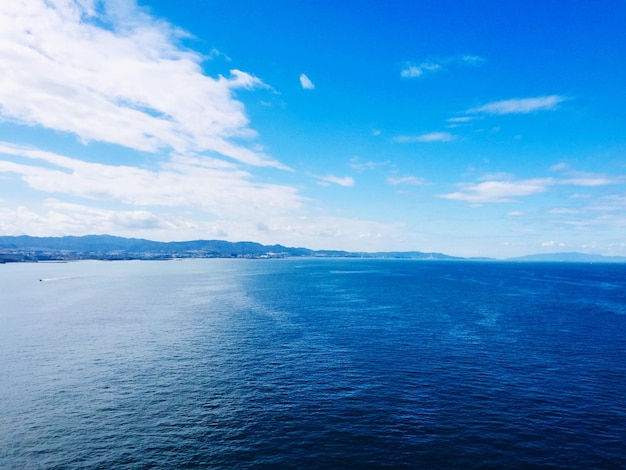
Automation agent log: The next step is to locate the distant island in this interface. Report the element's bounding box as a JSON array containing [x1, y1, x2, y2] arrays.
[[507, 252, 626, 263], [1, 235, 625, 263]]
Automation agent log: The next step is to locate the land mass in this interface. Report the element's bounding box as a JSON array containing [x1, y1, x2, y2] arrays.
[[0, 234, 461, 262], [1, 235, 625, 263]]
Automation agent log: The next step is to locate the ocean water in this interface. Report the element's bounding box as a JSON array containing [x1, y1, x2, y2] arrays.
[[1, 259, 626, 469]]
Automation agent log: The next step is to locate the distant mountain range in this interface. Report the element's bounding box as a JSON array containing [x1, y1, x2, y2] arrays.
[[1, 235, 625, 263], [0, 235, 460, 262]]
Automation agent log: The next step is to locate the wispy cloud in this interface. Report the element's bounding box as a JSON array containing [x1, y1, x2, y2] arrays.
[[560, 175, 624, 187], [447, 116, 474, 123], [441, 167, 626, 204], [393, 132, 456, 143], [349, 157, 388, 171], [401, 62, 441, 78], [299, 73, 315, 90], [0, 0, 285, 168], [550, 165, 626, 186], [387, 176, 425, 186], [548, 208, 580, 215], [467, 95, 567, 115], [314, 174, 355, 187], [401, 55, 485, 78], [459, 55, 486, 66], [542, 240, 565, 248], [0, 143, 304, 218], [445, 116, 476, 129], [587, 194, 626, 213], [550, 162, 569, 171], [440, 178, 552, 203]]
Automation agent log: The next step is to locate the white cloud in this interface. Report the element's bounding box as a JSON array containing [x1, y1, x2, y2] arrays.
[[541, 241, 565, 248], [401, 55, 485, 78], [0, 142, 304, 218], [440, 178, 552, 203], [401, 62, 441, 78], [561, 176, 622, 187], [551, 167, 626, 186], [447, 116, 473, 123], [349, 157, 388, 171], [586, 194, 626, 213], [393, 132, 455, 143], [439, 164, 626, 206], [0, 200, 177, 237], [467, 95, 567, 115], [550, 162, 569, 171], [548, 208, 580, 215], [0, 0, 285, 168], [459, 55, 486, 66], [440, 166, 626, 205], [299, 73, 315, 90], [559, 171, 626, 187], [49, 200, 165, 229], [387, 176, 425, 186], [315, 174, 355, 187]]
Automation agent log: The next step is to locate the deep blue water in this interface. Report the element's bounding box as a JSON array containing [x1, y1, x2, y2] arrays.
[[1, 259, 626, 468]]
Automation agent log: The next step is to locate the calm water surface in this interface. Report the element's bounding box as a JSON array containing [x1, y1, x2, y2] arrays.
[[1, 259, 626, 468]]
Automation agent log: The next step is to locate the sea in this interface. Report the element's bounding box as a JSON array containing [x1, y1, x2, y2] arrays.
[[1, 258, 626, 469]]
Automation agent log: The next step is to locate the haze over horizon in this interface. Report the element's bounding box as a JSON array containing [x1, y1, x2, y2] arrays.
[[1, 1, 625, 258]]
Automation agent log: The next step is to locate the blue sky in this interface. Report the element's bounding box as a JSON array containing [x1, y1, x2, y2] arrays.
[[1, 0, 625, 257]]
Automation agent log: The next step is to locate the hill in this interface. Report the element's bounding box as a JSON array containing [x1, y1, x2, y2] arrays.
[[0, 235, 460, 262]]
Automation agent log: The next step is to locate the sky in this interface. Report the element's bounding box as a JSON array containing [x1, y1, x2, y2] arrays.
[[1, 0, 625, 258]]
